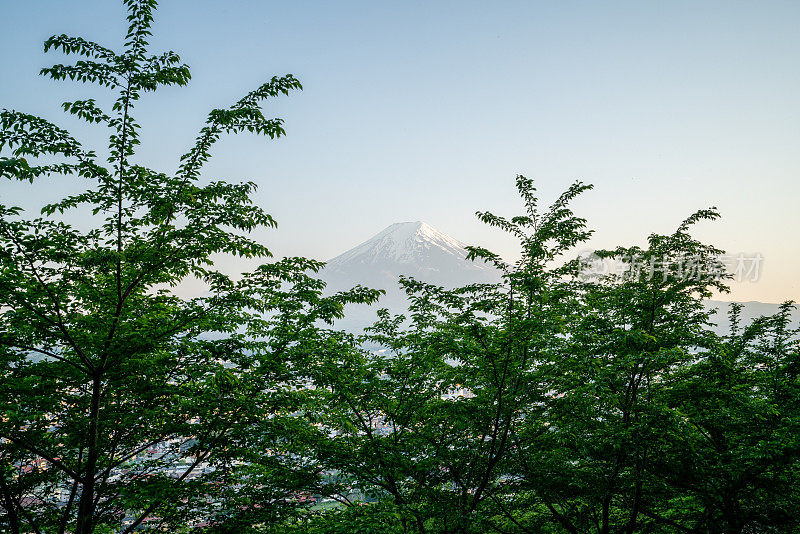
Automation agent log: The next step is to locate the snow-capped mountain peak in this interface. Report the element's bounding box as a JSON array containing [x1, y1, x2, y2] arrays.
[[320, 221, 499, 331], [327, 221, 470, 267]]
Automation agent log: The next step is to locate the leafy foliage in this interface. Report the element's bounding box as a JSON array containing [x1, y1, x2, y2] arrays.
[[303, 177, 798, 534], [1, 3, 798, 534], [0, 2, 378, 533]]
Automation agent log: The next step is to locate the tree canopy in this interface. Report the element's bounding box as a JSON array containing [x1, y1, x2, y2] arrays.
[[1, 2, 798, 533]]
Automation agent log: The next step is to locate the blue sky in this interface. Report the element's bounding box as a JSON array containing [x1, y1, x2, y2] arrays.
[[1, 1, 798, 302]]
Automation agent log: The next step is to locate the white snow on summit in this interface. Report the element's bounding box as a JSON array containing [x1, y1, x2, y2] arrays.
[[319, 221, 499, 333], [322, 220, 497, 296], [327, 221, 479, 267]]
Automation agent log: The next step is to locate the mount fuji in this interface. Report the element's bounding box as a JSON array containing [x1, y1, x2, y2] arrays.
[[320, 221, 499, 331], [324, 221, 497, 288]]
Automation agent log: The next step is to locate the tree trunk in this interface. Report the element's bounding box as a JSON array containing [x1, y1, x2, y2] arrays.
[[76, 373, 102, 534]]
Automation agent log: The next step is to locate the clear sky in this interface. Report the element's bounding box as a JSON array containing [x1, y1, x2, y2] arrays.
[[1, 1, 798, 303]]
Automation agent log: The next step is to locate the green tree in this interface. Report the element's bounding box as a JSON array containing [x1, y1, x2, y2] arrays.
[[311, 177, 593, 533], [658, 302, 800, 533], [0, 1, 378, 532], [509, 210, 730, 533], [282, 178, 798, 534]]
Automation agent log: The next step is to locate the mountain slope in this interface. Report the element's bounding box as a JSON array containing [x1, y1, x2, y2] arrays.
[[327, 221, 467, 266], [323, 221, 497, 291], [320, 221, 498, 331]]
